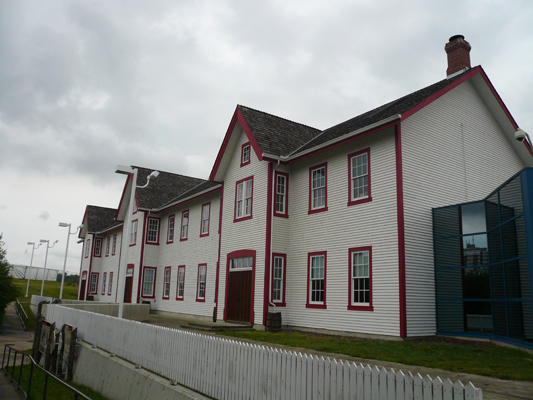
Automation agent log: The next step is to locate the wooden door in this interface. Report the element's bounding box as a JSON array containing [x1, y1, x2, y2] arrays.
[[226, 270, 253, 322], [124, 276, 133, 303], [79, 279, 86, 300]]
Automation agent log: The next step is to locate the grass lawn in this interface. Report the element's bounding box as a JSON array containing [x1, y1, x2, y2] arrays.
[[6, 362, 109, 400], [218, 330, 533, 382], [12, 279, 79, 330]]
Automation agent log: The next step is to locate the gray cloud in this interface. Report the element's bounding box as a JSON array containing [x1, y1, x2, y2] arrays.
[[39, 211, 51, 221]]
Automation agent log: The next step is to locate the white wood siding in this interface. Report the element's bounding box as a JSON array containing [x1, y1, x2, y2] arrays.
[[218, 125, 269, 325], [284, 127, 401, 336], [147, 192, 220, 317], [401, 80, 526, 336], [87, 230, 123, 302]]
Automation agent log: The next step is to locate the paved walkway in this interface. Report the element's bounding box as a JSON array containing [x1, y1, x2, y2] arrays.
[[144, 312, 533, 400], [0, 303, 34, 400]]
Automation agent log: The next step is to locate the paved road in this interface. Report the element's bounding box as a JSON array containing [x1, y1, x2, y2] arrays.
[[0, 303, 35, 400]]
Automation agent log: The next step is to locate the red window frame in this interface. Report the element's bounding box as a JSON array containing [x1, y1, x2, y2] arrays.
[[176, 265, 185, 300], [306, 251, 327, 309], [196, 264, 207, 302], [308, 163, 328, 214], [180, 210, 189, 241], [271, 253, 287, 307], [108, 272, 113, 295], [162, 266, 171, 300], [234, 176, 254, 223], [200, 202, 211, 237], [274, 171, 289, 218], [94, 238, 102, 257], [84, 239, 91, 258], [347, 148, 372, 207], [130, 219, 138, 247], [105, 237, 111, 257], [146, 217, 161, 245], [348, 246, 373, 311], [141, 266, 157, 299], [90, 272, 99, 294], [102, 272, 107, 295], [112, 234, 117, 255], [241, 142, 251, 167], [167, 214, 175, 244]]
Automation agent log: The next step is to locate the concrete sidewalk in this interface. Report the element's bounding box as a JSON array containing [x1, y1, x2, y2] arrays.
[[144, 312, 533, 400], [0, 303, 34, 400]]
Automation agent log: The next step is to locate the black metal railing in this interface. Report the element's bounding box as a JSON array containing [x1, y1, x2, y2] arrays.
[[2, 344, 92, 400], [14, 299, 36, 331]]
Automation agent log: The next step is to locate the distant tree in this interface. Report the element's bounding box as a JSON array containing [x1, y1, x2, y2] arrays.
[[0, 235, 22, 323]]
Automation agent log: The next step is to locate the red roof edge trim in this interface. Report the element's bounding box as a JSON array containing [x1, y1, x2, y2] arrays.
[[524, 139, 533, 158], [478, 68, 519, 130], [401, 67, 482, 121], [115, 174, 131, 221], [236, 108, 263, 162]]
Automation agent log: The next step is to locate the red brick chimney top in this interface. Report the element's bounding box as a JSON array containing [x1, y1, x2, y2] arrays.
[[445, 35, 471, 77]]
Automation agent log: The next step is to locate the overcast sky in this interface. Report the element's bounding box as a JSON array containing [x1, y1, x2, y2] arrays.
[[1, 0, 532, 274]]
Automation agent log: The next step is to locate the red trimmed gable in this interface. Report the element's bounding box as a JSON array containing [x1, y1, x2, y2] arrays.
[[209, 106, 264, 182]]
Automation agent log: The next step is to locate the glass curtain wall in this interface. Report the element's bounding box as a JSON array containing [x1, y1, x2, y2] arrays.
[[433, 168, 533, 348]]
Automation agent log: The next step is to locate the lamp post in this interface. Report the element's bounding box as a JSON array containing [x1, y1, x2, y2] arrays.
[[25, 242, 42, 297], [115, 165, 159, 319], [58, 223, 84, 299], [39, 239, 58, 296]]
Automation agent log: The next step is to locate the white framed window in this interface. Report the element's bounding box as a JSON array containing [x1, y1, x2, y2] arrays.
[[167, 215, 175, 243], [90, 273, 98, 294], [177, 266, 185, 300], [84, 239, 91, 258], [196, 264, 207, 301], [235, 177, 253, 221], [309, 164, 327, 213], [201, 203, 210, 236], [102, 272, 107, 294], [112, 235, 117, 255], [108, 272, 113, 295], [241, 143, 251, 166], [105, 237, 110, 256], [94, 238, 102, 257], [130, 220, 138, 245], [142, 267, 156, 298], [180, 210, 189, 241], [348, 247, 372, 310], [272, 254, 286, 305], [274, 172, 288, 217], [147, 218, 160, 244], [348, 148, 371, 206], [230, 256, 254, 270], [163, 267, 171, 299], [307, 252, 326, 308]]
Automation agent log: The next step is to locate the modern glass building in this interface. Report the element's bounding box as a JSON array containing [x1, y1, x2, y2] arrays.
[[433, 167, 533, 348]]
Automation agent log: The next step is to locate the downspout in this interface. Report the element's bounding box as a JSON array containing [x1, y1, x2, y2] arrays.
[[214, 182, 224, 322], [137, 210, 151, 304], [115, 229, 124, 303], [269, 160, 281, 311]]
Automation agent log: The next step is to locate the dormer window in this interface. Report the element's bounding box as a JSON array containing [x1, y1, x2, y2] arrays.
[[241, 143, 251, 167]]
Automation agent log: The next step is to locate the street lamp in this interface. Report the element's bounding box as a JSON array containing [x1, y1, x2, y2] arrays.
[[25, 242, 42, 297], [39, 239, 58, 296], [58, 222, 84, 299], [115, 165, 159, 318]]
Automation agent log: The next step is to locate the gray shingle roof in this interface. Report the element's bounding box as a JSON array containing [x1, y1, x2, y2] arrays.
[[134, 167, 208, 210], [237, 105, 322, 157], [290, 68, 474, 155], [86, 205, 121, 233]]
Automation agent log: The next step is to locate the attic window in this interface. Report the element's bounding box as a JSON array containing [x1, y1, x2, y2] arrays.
[[241, 143, 251, 167]]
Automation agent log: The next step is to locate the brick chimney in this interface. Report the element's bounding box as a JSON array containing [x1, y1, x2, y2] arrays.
[[445, 35, 471, 76]]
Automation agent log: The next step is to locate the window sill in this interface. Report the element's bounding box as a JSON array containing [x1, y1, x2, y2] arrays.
[[308, 207, 328, 215], [176, 297, 184, 301], [200, 232, 210, 238], [272, 302, 286, 307], [180, 237, 188, 242], [306, 303, 327, 309], [347, 305, 374, 312], [234, 215, 253, 223], [196, 298, 206, 303], [146, 242, 159, 246], [273, 213, 289, 219], [347, 197, 372, 207]]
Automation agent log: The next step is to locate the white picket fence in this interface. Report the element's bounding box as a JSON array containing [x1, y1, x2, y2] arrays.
[[46, 305, 482, 400]]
